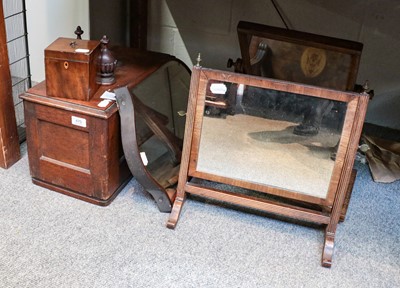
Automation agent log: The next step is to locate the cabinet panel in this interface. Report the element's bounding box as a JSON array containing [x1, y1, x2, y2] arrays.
[[38, 120, 90, 169]]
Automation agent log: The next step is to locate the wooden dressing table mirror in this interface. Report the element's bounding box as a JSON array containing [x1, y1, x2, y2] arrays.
[[167, 64, 369, 267]]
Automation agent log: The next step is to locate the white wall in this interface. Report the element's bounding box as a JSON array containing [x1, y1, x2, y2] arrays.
[[148, 0, 400, 130], [25, 0, 89, 83], [23, 0, 400, 129]]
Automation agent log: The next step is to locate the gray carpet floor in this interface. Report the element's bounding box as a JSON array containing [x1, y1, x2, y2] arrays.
[[0, 142, 399, 288]]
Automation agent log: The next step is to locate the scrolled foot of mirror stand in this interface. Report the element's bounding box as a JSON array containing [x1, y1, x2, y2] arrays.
[[167, 197, 185, 229], [322, 230, 335, 268]]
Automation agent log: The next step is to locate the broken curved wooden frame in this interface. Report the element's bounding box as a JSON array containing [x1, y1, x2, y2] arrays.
[[115, 86, 181, 212], [167, 67, 369, 267]]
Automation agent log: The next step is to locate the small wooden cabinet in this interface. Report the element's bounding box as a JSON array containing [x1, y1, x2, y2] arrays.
[[21, 48, 188, 205], [21, 82, 131, 205]]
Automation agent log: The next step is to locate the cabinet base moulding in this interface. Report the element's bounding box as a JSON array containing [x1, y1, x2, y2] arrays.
[[32, 176, 131, 206]]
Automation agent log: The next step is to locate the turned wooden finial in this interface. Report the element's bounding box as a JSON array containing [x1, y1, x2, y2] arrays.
[[362, 80, 374, 99], [196, 53, 202, 67], [362, 80, 369, 92], [74, 26, 84, 39], [96, 35, 117, 85]]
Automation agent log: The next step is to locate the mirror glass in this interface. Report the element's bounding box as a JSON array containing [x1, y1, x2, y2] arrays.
[[196, 80, 347, 199], [130, 62, 189, 187]]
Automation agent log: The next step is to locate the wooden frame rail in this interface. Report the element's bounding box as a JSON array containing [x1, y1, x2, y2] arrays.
[[0, 2, 20, 168]]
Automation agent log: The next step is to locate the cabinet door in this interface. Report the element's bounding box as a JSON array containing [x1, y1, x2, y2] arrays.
[[25, 102, 94, 195]]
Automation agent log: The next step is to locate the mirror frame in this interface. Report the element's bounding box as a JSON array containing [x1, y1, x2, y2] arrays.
[[189, 78, 348, 206], [168, 66, 369, 267]]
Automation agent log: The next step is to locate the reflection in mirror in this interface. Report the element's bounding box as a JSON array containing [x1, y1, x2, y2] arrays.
[[197, 80, 347, 199], [248, 36, 353, 91]]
